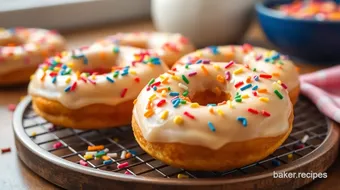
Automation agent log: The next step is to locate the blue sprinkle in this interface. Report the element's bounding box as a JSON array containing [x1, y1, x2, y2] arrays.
[[153, 86, 157, 91], [62, 65, 67, 69], [240, 84, 252, 91], [113, 46, 120, 53], [171, 97, 179, 103], [64, 85, 71, 92], [151, 57, 161, 65], [195, 59, 203, 64], [272, 159, 280, 166], [173, 99, 180, 108], [207, 104, 217, 106], [52, 77, 57, 84], [127, 150, 137, 156], [252, 85, 258, 90], [264, 58, 271, 62], [209, 46, 220, 55], [207, 121, 216, 132], [83, 56, 88, 65], [271, 53, 280, 60], [121, 71, 129, 76], [237, 117, 248, 127], [169, 92, 179, 96], [254, 75, 259, 81], [103, 160, 113, 165], [106, 76, 115, 83]]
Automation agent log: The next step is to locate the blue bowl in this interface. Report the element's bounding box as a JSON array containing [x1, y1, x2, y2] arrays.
[[256, 0, 340, 63]]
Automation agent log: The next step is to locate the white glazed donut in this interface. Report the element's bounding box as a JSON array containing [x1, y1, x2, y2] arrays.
[[132, 60, 294, 171], [102, 32, 195, 67], [174, 44, 300, 104], [0, 27, 65, 85], [28, 43, 168, 129]]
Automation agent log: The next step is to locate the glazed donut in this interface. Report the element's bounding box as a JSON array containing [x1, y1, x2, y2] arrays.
[[28, 43, 168, 129], [174, 44, 300, 104], [132, 61, 293, 171], [102, 32, 195, 67], [0, 28, 65, 85]]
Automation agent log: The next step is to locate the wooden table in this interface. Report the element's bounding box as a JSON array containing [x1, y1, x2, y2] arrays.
[[0, 19, 338, 189]]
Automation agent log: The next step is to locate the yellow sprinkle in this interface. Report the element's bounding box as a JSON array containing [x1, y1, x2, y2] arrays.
[[91, 74, 96, 80], [216, 75, 225, 84], [149, 94, 157, 101], [31, 132, 37, 137], [213, 64, 221, 70], [129, 70, 136, 75], [272, 72, 280, 77], [102, 155, 110, 161], [84, 154, 93, 160], [133, 99, 137, 105], [161, 77, 169, 84], [159, 75, 165, 80], [30, 74, 35, 80], [76, 71, 81, 80], [242, 94, 249, 99], [61, 51, 68, 57], [272, 82, 282, 90], [41, 65, 48, 71], [173, 116, 183, 125], [214, 87, 221, 96], [288, 154, 293, 159], [265, 51, 271, 57], [194, 50, 203, 57], [67, 62, 74, 68], [259, 97, 269, 102], [277, 80, 282, 84], [171, 75, 180, 81], [190, 103, 200, 108], [54, 57, 61, 63], [177, 174, 189, 179], [201, 65, 209, 75], [233, 68, 243, 75], [160, 110, 169, 120], [65, 77, 71, 84], [217, 109, 224, 116], [54, 67, 60, 72], [161, 90, 167, 97], [144, 109, 154, 118], [227, 100, 233, 108]]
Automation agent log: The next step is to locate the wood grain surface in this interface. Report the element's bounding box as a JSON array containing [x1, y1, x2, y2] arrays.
[[0, 19, 339, 190]]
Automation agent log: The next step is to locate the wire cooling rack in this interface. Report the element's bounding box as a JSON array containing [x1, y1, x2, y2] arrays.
[[13, 96, 339, 189]]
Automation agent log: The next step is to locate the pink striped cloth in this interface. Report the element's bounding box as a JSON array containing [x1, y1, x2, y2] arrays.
[[300, 65, 340, 123]]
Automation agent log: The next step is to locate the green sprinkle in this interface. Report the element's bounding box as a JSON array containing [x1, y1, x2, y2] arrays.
[[168, 87, 171, 91], [235, 98, 242, 102], [113, 71, 119, 78], [95, 151, 106, 158], [278, 60, 284, 65], [113, 46, 120, 53], [274, 90, 283, 99], [148, 78, 155, 86], [84, 72, 90, 77], [253, 68, 257, 72], [182, 90, 189, 97], [182, 75, 189, 84], [185, 64, 189, 69], [180, 100, 187, 104]]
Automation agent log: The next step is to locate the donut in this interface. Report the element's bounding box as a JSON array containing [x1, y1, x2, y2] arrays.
[[132, 61, 293, 171], [102, 32, 195, 67], [28, 43, 168, 129], [0, 28, 65, 85], [174, 44, 300, 104]]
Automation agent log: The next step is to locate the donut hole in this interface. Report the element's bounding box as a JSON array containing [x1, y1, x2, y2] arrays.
[[189, 89, 231, 106], [0, 36, 24, 46]]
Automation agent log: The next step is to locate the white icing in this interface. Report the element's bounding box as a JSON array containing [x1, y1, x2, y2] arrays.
[[133, 63, 292, 150], [0, 28, 65, 74], [28, 44, 169, 109], [176, 45, 300, 92]]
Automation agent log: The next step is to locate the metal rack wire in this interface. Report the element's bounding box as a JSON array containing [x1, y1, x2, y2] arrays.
[[22, 96, 328, 179]]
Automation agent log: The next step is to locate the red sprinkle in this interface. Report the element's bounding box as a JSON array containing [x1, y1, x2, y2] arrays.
[[184, 111, 195, 119], [252, 91, 258, 96], [49, 72, 58, 77], [224, 61, 234, 69], [1, 147, 11, 154], [117, 162, 129, 169], [71, 82, 77, 91], [124, 171, 132, 175], [262, 110, 271, 117], [134, 77, 140, 83], [53, 142, 62, 149], [234, 81, 244, 88], [79, 160, 88, 166], [248, 108, 259, 114], [281, 83, 288, 89], [179, 36, 188, 44], [88, 79, 96, 85], [80, 77, 87, 83], [121, 88, 128, 98], [225, 71, 231, 80], [242, 43, 253, 53], [151, 81, 161, 87], [7, 104, 16, 112], [259, 74, 272, 79], [188, 72, 197, 77], [157, 99, 166, 107], [255, 55, 263, 61]]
